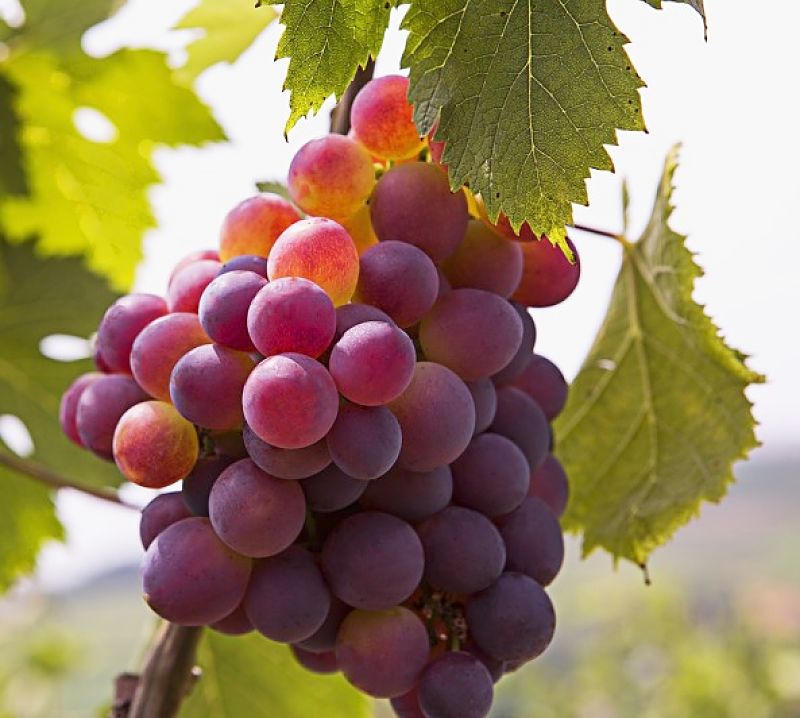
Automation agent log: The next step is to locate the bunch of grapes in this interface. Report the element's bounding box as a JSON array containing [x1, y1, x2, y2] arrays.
[[59, 74, 579, 718]]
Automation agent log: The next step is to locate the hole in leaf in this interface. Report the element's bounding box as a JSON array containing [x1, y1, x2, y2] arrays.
[[0, 415, 34, 457], [73, 107, 118, 143], [40, 334, 92, 362]]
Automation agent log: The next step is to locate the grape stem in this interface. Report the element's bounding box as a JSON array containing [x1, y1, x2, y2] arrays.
[[329, 59, 375, 135], [0, 449, 139, 510], [568, 223, 627, 244]]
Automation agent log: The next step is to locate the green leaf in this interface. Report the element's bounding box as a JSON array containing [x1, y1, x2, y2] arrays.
[[402, 0, 646, 253], [0, 50, 223, 289], [174, 0, 278, 83], [254, 179, 290, 200], [641, 0, 707, 38], [181, 631, 371, 718], [554, 146, 763, 566], [267, 0, 391, 132], [0, 74, 27, 196]]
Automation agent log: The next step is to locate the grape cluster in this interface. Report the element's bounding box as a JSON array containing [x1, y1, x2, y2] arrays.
[[59, 74, 579, 718]]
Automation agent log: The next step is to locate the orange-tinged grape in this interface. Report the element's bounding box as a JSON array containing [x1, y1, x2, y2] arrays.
[[340, 203, 378, 255], [267, 218, 359, 306], [288, 135, 375, 221], [113, 401, 199, 488], [219, 193, 301, 262], [347, 128, 385, 166], [512, 237, 580, 308], [350, 75, 425, 161]]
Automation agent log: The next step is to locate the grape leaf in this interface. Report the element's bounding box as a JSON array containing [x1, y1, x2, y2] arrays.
[[174, 0, 278, 83], [402, 0, 645, 253], [0, 74, 27, 196], [254, 179, 291, 200], [641, 0, 707, 37], [266, 0, 392, 132], [181, 631, 371, 718], [554, 146, 763, 566]]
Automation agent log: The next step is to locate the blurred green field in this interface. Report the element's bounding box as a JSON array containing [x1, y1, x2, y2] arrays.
[[2, 449, 798, 718]]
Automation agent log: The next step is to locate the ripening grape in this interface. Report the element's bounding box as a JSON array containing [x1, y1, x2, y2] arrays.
[[391, 690, 425, 718], [481, 212, 537, 242], [95, 294, 168, 373], [244, 545, 331, 643], [528, 454, 569, 518], [462, 642, 505, 684], [451, 433, 530, 517], [242, 353, 339, 449], [218, 193, 301, 262], [497, 497, 564, 586], [466, 378, 497, 435], [321, 511, 424, 610], [427, 119, 446, 167], [512, 237, 580, 307], [170, 344, 255, 431], [329, 321, 416, 406], [360, 465, 452, 523], [300, 464, 368, 513], [139, 492, 192, 549], [295, 598, 351, 653], [466, 572, 556, 662], [288, 135, 375, 220], [167, 259, 222, 313], [131, 313, 210, 400], [142, 517, 251, 626], [168, 250, 220, 288], [211, 602, 254, 636], [335, 607, 430, 698], [350, 75, 425, 161], [291, 646, 339, 675], [246, 277, 336, 359], [419, 289, 523, 381], [59, 372, 103, 446], [370, 162, 468, 262], [340, 203, 379, 255], [492, 304, 536, 385], [199, 270, 267, 352], [418, 652, 494, 718], [267, 218, 359, 306], [511, 353, 569, 420], [182, 453, 237, 516], [113, 401, 199, 488], [76, 374, 148, 459], [209, 458, 306, 557], [326, 403, 401, 480], [243, 423, 331, 480], [441, 220, 523, 298], [217, 254, 268, 278], [417, 506, 506, 594], [334, 303, 394, 342], [490, 386, 550, 471], [389, 362, 475, 472], [354, 241, 439, 327]]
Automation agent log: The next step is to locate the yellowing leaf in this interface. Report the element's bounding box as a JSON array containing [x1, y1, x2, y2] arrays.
[[554, 146, 763, 565]]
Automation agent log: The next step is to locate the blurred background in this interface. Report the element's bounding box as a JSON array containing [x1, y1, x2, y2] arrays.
[[0, 0, 798, 716]]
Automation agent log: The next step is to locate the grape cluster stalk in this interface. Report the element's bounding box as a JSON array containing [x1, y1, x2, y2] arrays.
[[61, 74, 580, 718]]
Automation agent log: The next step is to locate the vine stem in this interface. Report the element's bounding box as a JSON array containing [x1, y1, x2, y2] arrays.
[[0, 449, 138, 509], [568, 223, 629, 247], [329, 59, 375, 135]]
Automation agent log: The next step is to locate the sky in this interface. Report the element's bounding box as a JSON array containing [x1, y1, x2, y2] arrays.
[[2, 0, 798, 591]]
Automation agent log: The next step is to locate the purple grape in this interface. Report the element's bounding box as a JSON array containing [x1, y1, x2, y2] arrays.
[[243, 423, 331, 480], [95, 293, 167, 373], [198, 270, 267, 351], [334, 303, 394, 342], [217, 254, 267, 277], [291, 646, 339, 674], [295, 597, 351, 653], [167, 259, 222, 313], [360, 465, 452, 523], [528, 454, 569, 518], [513, 237, 580, 308], [512, 353, 569, 420], [182, 453, 237, 516], [466, 378, 497, 435], [301, 464, 368, 513], [418, 652, 494, 718], [490, 386, 549, 471], [391, 690, 425, 718], [326, 403, 401, 479], [139, 492, 192, 549], [211, 602, 254, 635], [492, 304, 536, 385], [59, 372, 103, 446]]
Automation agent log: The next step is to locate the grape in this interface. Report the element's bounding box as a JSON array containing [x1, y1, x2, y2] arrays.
[[139, 492, 192, 549], [199, 270, 267, 352], [416, 507, 505, 594], [288, 135, 375, 221], [329, 321, 415, 406], [95, 294, 168, 373], [321, 511, 424, 610], [496, 497, 564, 586], [211, 602, 254, 635], [354, 241, 439, 327], [511, 353, 568, 420], [481, 212, 537, 242], [131, 313, 210, 401], [243, 423, 331, 480], [360, 465, 452, 524], [291, 646, 339, 674], [427, 119, 446, 167], [441, 220, 523, 298], [167, 259, 222, 313], [217, 254, 268, 278], [350, 75, 425, 161], [389, 362, 475, 471], [436, 268, 451, 297], [295, 597, 351, 653], [113, 401, 199, 488], [209, 430, 248, 458], [170, 344, 255, 431], [142, 517, 251, 625], [465, 572, 556, 662], [326, 403, 401, 479], [492, 304, 536, 385], [92, 347, 114, 373], [218, 193, 301, 262], [182, 454, 237, 516], [334, 303, 394, 342], [209, 458, 306, 557], [528, 454, 569, 518], [490, 387, 550, 471], [451, 433, 529, 518], [340, 203, 378, 255], [244, 545, 331, 643], [168, 250, 220, 288], [512, 237, 580, 307], [301, 464, 368, 512], [242, 353, 339, 449], [267, 218, 359, 307], [418, 652, 494, 718], [391, 689, 425, 718], [246, 277, 336, 358], [76, 374, 148, 459], [419, 289, 523, 381], [59, 372, 103, 446], [370, 163, 468, 262], [335, 607, 429, 698], [466, 378, 497, 435], [462, 642, 504, 683]]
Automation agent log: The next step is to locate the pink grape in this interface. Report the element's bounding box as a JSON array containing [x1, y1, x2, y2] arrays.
[[219, 193, 301, 262], [168, 250, 219, 288], [139, 492, 192, 549], [217, 254, 268, 278], [334, 303, 394, 342], [59, 372, 103, 446], [167, 259, 222, 313], [199, 270, 267, 352], [95, 294, 167, 373], [512, 237, 580, 307]]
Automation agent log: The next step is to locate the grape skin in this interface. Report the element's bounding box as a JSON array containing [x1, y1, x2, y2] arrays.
[[139, 492, 192, 549], [418, 651, 494, 718], [511, 353, 569, 420], [59, 372, 103, 447], [243, 423, 331, 480], [492, 303, 536, 385], [360, 464, 452, 524], [490, 386, 550, 472], [301, 464, 368, 513], [528, 453, 570, 518], [326, 403, 401, 480], [512, 237, 580, 308], [199, 270, 267, 352], [295, 597, 351, 654], [167, 260, 222, 313], [217, 254, 267, 277], [218, 193, 300, 262], [211, 602, 254, 636], [291, 646, 339, 674], [182, 453, 237, 516], [95, 293, 168, 373], [466, 378, 497, 435]]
